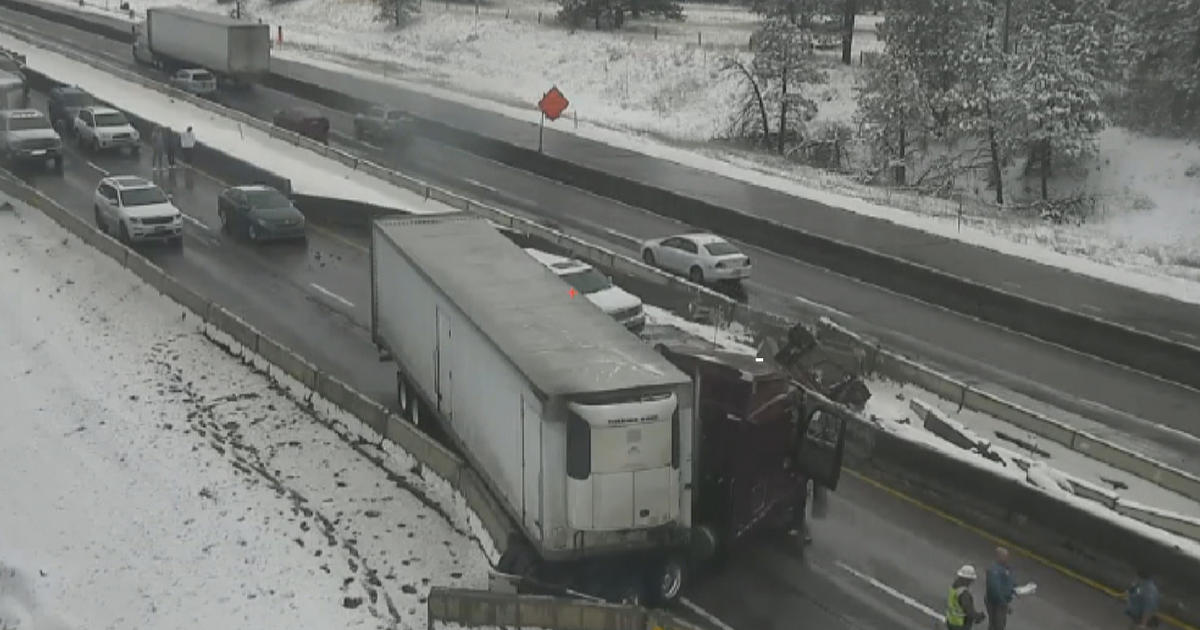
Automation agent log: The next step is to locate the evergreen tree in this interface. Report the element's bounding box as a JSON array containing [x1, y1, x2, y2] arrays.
[[1010, 0, 1106, 199], [728, 16, 826, 153], [375, 0, 418, 27], [1120, 0, 1200, 133]]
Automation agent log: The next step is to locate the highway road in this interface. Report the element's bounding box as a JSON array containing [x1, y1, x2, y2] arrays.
[[5, 6, 1197, 475], [7, 87, 1139, 630]]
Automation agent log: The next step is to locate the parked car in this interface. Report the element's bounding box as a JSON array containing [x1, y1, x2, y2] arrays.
[[47, 85, 93, 135], [272, 106, 329, 144], [74, 106, 140, 154], [353, 105, 410, 144], [169, 68, 217, 97], [217, 184, 306, 242], [640, 233, 752, 284], [0, 109, 63, 173], [524, 248, 645, 331], [93, 175, 183, 246]]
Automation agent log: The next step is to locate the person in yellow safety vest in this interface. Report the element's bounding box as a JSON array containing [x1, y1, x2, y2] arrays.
[[946, 565, 988, 630]]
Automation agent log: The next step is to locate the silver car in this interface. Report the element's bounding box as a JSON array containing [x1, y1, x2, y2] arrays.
[[0, 109, 63, 172], [74, 106, 140, 154], [169, 68, 217, 97], [640, 233, 752, 284]]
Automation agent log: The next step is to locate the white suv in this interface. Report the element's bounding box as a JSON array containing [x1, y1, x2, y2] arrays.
[[170, 68, 217, 97], [93, 176, 183, 246], [525, 248, 646, 331], [74, 106, 140, 154]]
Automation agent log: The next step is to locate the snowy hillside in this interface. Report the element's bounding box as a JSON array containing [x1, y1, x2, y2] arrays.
[[37, 0, 1200, 290], [0, 203, 488, 630]]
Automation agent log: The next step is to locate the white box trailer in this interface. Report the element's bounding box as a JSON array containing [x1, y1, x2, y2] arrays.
[[0, 71, 24, 109], [370, 214, 695, 603], [133, 7, 270, 84]]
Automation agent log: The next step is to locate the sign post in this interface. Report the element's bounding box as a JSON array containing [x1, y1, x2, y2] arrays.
[[536, 86, 569, 154]]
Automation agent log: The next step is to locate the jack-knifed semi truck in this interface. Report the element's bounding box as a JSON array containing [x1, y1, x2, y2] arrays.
[[370, 213, 853, 603], [132, 7, 270, 87]]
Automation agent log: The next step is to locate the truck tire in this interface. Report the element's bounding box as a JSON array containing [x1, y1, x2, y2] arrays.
[[647, 557, 685, 605], [496, 536, 537, 577]]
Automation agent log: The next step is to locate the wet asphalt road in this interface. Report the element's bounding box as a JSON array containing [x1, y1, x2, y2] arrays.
[[4, 7, 1199, 477], [6, 86, 1139, 630]]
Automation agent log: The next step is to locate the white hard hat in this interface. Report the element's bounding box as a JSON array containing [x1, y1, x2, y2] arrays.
[[957, 565, 978, 580]]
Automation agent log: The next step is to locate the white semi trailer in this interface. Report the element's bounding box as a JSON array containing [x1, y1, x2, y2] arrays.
[[132, 7, 270, 86], [370, 213, 695, 603]]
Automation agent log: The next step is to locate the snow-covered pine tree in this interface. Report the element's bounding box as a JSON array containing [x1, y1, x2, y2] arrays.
[[855, 52, 929, 183], [1120, 0, 1200, 134], [374, 0, 418, 27], [753, 16, 827, 154], [1010, 0, 1105, 200]]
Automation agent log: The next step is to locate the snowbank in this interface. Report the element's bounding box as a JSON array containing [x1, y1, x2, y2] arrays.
[[0, 201, 487, 629], [0, 31, 456, 217]]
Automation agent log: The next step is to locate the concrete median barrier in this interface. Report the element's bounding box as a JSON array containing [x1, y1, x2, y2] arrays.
[[1115, 503, 1200, 543], [385, 415, 464, 484], [855, 422, 1200, 627], [315, 373, 389, 436], [123, 254, 211, 318], [255, 335, 318, 390], [427, 587, 693, 630], [205, 304, 259, 352]]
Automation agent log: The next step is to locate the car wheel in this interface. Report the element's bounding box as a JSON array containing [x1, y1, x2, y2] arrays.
[[642, 249, 656, 266], [94, 205, 106, 233], [688, 266, 704, 284], [218, 209, 230, 233], [248, 223, 260, 242], [52, 157, 63, 175], [118, 222, 131, 244]]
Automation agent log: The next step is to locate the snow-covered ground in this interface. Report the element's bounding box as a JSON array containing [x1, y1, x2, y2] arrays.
[[26, 0, 1200, 303], [0, 200, 488, 630], [0, 29, 458, 217], [641, 306, 1200, 548]]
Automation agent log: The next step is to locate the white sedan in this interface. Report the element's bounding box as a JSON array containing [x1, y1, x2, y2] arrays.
[[640, 233, 752, 284]]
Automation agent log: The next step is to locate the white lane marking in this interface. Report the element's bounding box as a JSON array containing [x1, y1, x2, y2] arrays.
[[463, 177, 500, 194], [1079, 303, 1104, 314], [792, 293, 852, 319], [85, 160, 109, 176], [309, 283, 356, 309], [182, 215, 210, 231], [835, 561, 943, 622], [1170, 329, 1199, 342], [679, 597, 738, 630]]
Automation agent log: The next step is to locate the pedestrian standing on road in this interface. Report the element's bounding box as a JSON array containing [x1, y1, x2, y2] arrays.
[[946, 565, 987, 630], [985, 547, 1016, 630], [1124, 568, 1160, 629], [179, 125, 196, 164], [150, 125, 167, 172], [165, 126, 177, 169]]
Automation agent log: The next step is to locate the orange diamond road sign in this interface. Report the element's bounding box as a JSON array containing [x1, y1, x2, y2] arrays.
[[538, 86, 569, 121]]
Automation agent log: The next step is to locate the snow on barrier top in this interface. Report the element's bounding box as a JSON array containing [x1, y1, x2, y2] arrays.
[[0, 29, 456, 216]]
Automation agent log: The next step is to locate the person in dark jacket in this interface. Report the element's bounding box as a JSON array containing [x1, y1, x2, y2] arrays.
[[1125, 568, 1160, 629], [946, 565, 987, 630], [985, 547, 1016, 630]]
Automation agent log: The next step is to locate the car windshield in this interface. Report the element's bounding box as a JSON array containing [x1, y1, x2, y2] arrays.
[[704, 241, 740, 256], [244, 188, 290, 209], [192, 71, 214, 81], [120, 187, 168, 206], [94, 112, 129, 127], [57, 91, 92, 107], [9, 115, 50, 131], [561, 268, 611, 294]]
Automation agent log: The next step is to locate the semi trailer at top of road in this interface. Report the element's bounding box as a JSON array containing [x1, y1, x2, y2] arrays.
[[369, 213, 857, 604], [132, 7, 270, 87]]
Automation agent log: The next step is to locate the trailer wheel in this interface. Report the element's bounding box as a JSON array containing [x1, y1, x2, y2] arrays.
[[496, 536, 537, 577], [648, 558, 684, 605]]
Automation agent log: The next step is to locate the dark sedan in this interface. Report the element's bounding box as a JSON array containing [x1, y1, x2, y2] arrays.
[[272, 106, 329, 144], [217, 184, 307, 242]]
